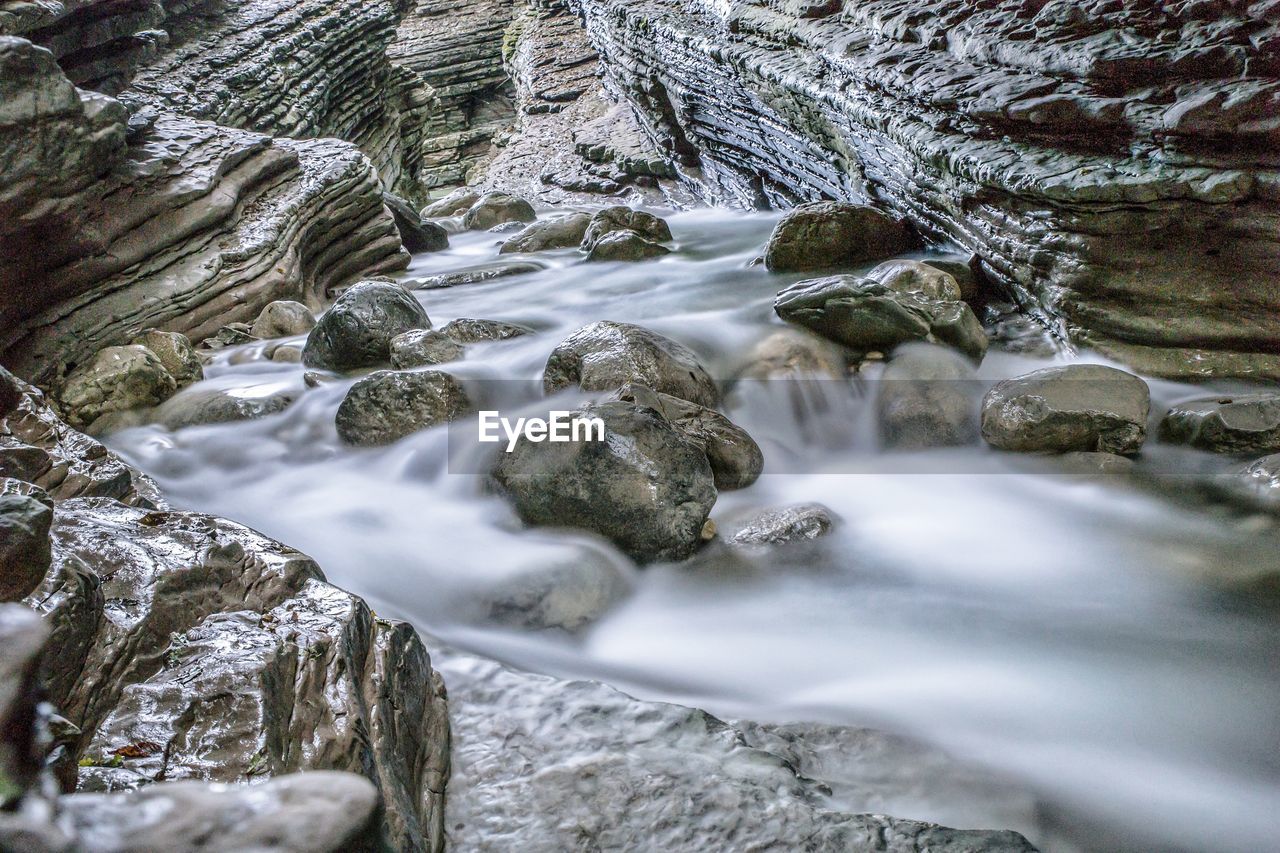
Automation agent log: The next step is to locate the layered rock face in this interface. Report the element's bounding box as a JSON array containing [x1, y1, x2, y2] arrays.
[[571, 0, 1280, 379]]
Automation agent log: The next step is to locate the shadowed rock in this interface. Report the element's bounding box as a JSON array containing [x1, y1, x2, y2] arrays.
[[251, 301, 317, 339], [303, 282, 431, 371]]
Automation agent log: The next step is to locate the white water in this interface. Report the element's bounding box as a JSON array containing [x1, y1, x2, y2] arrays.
[[107, 209, 1280, 852]]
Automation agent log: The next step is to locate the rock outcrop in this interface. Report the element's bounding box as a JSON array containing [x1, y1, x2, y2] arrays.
[[570, 0, 1280, 379]]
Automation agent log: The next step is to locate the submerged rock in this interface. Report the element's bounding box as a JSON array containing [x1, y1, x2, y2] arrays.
[[981, 365, 1150, 455], [585, 230, 671, 262], [335, 370, 473, 446], [481, 549, 632, 633], [764, 202, 914, 273], [1159, 394, 1280, 454], [462, 193, 537, 230], [499, 214, 592, 253], [390, 330, 466, 369], [491, 401, 717, 563], [581, 206, 672, 249], [251, 301, 317, 339], [154, 387, 297, 430], [302, 281, 430, 371], [0, 486, 53, 602], [384, 192, 449, 253], [876, 343, 980, 450], [410, 262, 544, 290], [439, 318, 534, 344], [129, 331, 203, 389], [543, 321, 719, 407], [727, 503, 836, 547], [58, 345, 177, 431], [735, 328, 849, 380]]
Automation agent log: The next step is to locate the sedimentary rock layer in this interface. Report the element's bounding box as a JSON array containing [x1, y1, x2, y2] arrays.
[[572, 0, 1280, 379]]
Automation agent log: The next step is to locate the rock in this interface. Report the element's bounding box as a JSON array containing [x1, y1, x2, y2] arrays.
[[921, 257, 983, 303], [581, 206, 672, 249], [876, 343, 980, 450], [764, 202, 915, 272], [128, 331, 203, 389], [461, 193, 537, 230], [251, 301, 317, 339], [58, 345, 177, 431], [335, 370, 473, 446], [774, 276, 987, 362], [585, 230, 672, 262], [0, 486, 53, 602], [421, 189, 481, 219], [438, 318, 534, 344], [0, 605, 48, 801], [384, 192, 450, 253], [981, 365, 1151, 455], [200, 323, 258, 351], [543, 321, 719, 407], [153, 387, 297, 431], [867, 259, 963, 302], [390, 330, 466, 369], [727, 503, 836, 547], [410, 261, 544, 290], [482, 550, 632, 633], [1159, 394, 1280, 454], [269, 345, 303, 363], [1228, 453, 1280, 512], [0, 366, 22, 420], [302, 281, 430, 371], [1052, 452, 1136, 477], [499, 214, 592, 253], [735, 329, 849, 380], [615, 384, 762, 490], [491, 401, 717, 563]]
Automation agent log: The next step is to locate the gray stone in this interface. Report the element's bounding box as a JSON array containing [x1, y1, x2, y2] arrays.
[[764, 202, 915, 272], [727, 503, 836, 547], [868, 259, 963, 302], [0, 605, 48, 804], [302, 281, 430, 371], [1228, 453, 1280, 512], [499, 214, 592, 254], [581, 206, 672, 249], [410, 262, 544, 290], [251, 301, 316, 339], [390, 330, 466, 369], [585, 230, 672, 262], [461, 193, 536, 230], [491, 401, 717, 563], [1159, 394, 1280, 454], [981, 365, 1150, 455], [735, 328, 849, 380], [199, 323, 258, 351], [58, 346, 177, 431], [438, 318, 534, 344], [335, 370, 473, 446], [482, 550, 631, 633], [153, 387, 297, 431], [0, 487, 53, 602], [128, 331, 203, 389], [543, 321, 719, 407], [876, 343, 980, 450], [421, 189, 481, 219], [0, 365, 22, 420], [384, 192, 449, 253]]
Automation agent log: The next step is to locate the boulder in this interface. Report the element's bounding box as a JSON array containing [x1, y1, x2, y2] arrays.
[[0, 485, 52, 601], [867, 259, 963, 302], [129, 331, 203, 389], [727, 503, 836, 547], [154, 387, 297, 430], [410, 261, 544, 290], [462, 193, 537, 230], [439, 318, 534, 344], [421, 188, 480, 218], [585, 230, 672, 262], [981, 365, 1150, 455], [302, 281, 431, 371], [581, 206, 672, 249], [391, 330, 466, 369], [482, 550, 631, 633], [543, 321, 719, 407], [921, 258, 983, 303], [1159, 394, 1280, 454], [491, 401, 717, 563], [335, 370, 473, 446], [0, 365, 22, 420], [764, 202, 914, 273], [876, 343, 979, 450], [251, 301, 317, 339], [735, 329, 849, 380], [0, 605, 48, 802], [774, 276, 987, 362], [384, 192, 449, 253], [499, 214, 592, 253], [58, 345, 177, 430]]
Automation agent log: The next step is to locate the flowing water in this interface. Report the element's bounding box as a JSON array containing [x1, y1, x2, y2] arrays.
[[106, 209, 1280, 852]]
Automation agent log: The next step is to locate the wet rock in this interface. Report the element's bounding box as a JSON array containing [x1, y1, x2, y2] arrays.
[[1052, 452, 1136, 477], [616, 384, 762, 490], [58, 345, 177, 431], [421, 189, 481, 219], [764, 202, 914, 273], [775, 276, 987, 362], [410, 261, 544, 290], [0, 366, 22, 420], [129, 331, 203, 389], [335, 370, 473, 446], [302, 281, 430, 371], [1159, 394, 1280, 454], [199, 323, 257, 351], [268, 344, 303, 363], [921, 258, 983, 304], [543, 321, 719, 407], [876, 343, 980, 450], [585, 230, 672, 262], [499, 214, 592, 254], [251, 301, 316, 339], [0, 605, 48, 801], [462, 193, 537, 230], [0, 486, 53, 602], [735, 328, 849, 380], [581, 206, 672, 249], [727, 503, 837, 547], [867, 259, 963, 302], [491, 401, 717, 563], [154, 387, 297, 431], [482, 549, 631, 633], [1228, 453, 1280, 512], [384, 192, 449, 253], [390, 329, 466, 369], [981, 365, 1150, 455], [438, 318, 534, 344]]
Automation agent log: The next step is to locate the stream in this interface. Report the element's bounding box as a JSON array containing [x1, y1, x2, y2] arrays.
[[105, 209, 1280, 852]]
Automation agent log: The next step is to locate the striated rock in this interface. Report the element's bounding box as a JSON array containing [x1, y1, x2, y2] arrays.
[[491, 401, 717, 563], [499, 214, 592, 254], [727, 503, 836, 547], [543, 320, 719, 406], [585, 230, 672, 262], [129, 331, 202, 389], [390, 330, 467, 369], [876, 343, 980, 450], [981, 365, 1150, 455], [57, 345, 176, 431], [335, 370, 473, 446], [251, 301, 317, 340], [410, 261, 544, 290], [384, 192, 450, 254], [581, 206, 672, 249], [764, 202, 915, 272], [0, 486, 52, 602], [1159, 394, 1280, 454], [422, 189, 481, 219], [462, 192, 537, 230], [154, 387, 297, 431], [868, 260, 964, 302], [303, 282, 431, 372], [439, 318, 533, 344]]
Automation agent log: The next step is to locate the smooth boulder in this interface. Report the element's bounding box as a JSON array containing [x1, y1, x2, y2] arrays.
[[981, 364, 1150, 455], [462, 193, 536, 230], [0, 485, 53, 601], [390, 330, 465, 368], [876, 343, 980, 450], [581, 206, 672, 249], [727, 503, 836, 547], [335, 370, 473, 446], [251, 300, 316, 339], [58, 345, 177, 430], [491, 401, 717, 563], [764, 202, 914, 272], [586, 230, 671, 262], [735, 328, 849, 380], [154, 387, 297, 430], [482, 549, 631, 633], [543, 321, 719, 406], [867, 259, 963, 302], [129, 330, 203, 388], [500, 214, 592, 254], [421, 188, 480, 218], [302, 281, 430, 371], [383, 192, 449, 253], [1159, 393, 1280, 454]]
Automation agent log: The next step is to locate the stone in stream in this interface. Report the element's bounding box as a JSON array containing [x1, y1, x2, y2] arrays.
[[1159, 394, 1280, 454], [543, 321, 720, 407], [58, 345, 178, 431], [390, 330, 466, 369], [251, 300, 317, 339], [581, 206, 672, 249], [876, 343, 980, 450], [200, 323, 258, 351], [726, 503, 837, 547], [735, 328, 850, 380], [421, 188, 481, 219], [981, 364, 1151, 455], [490, 401, 717, 563], [0, 482, 53, 601], [499, 213, 592, 254], [585, 229, 672, 262], [383, 191, 449, 253], [774, 275, 987, 362], [410, 261, 544, 290], [867, 259, 964, 302], [439, 318, 534, 344], [461, 192, 537, 230], [481, 548, 632, 633], [153, 387, 298, 430], [335, 370, 473, 446], [129, 330, 203, 389], [302, 281, 431, 371], [764, 202, 915, 273]]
